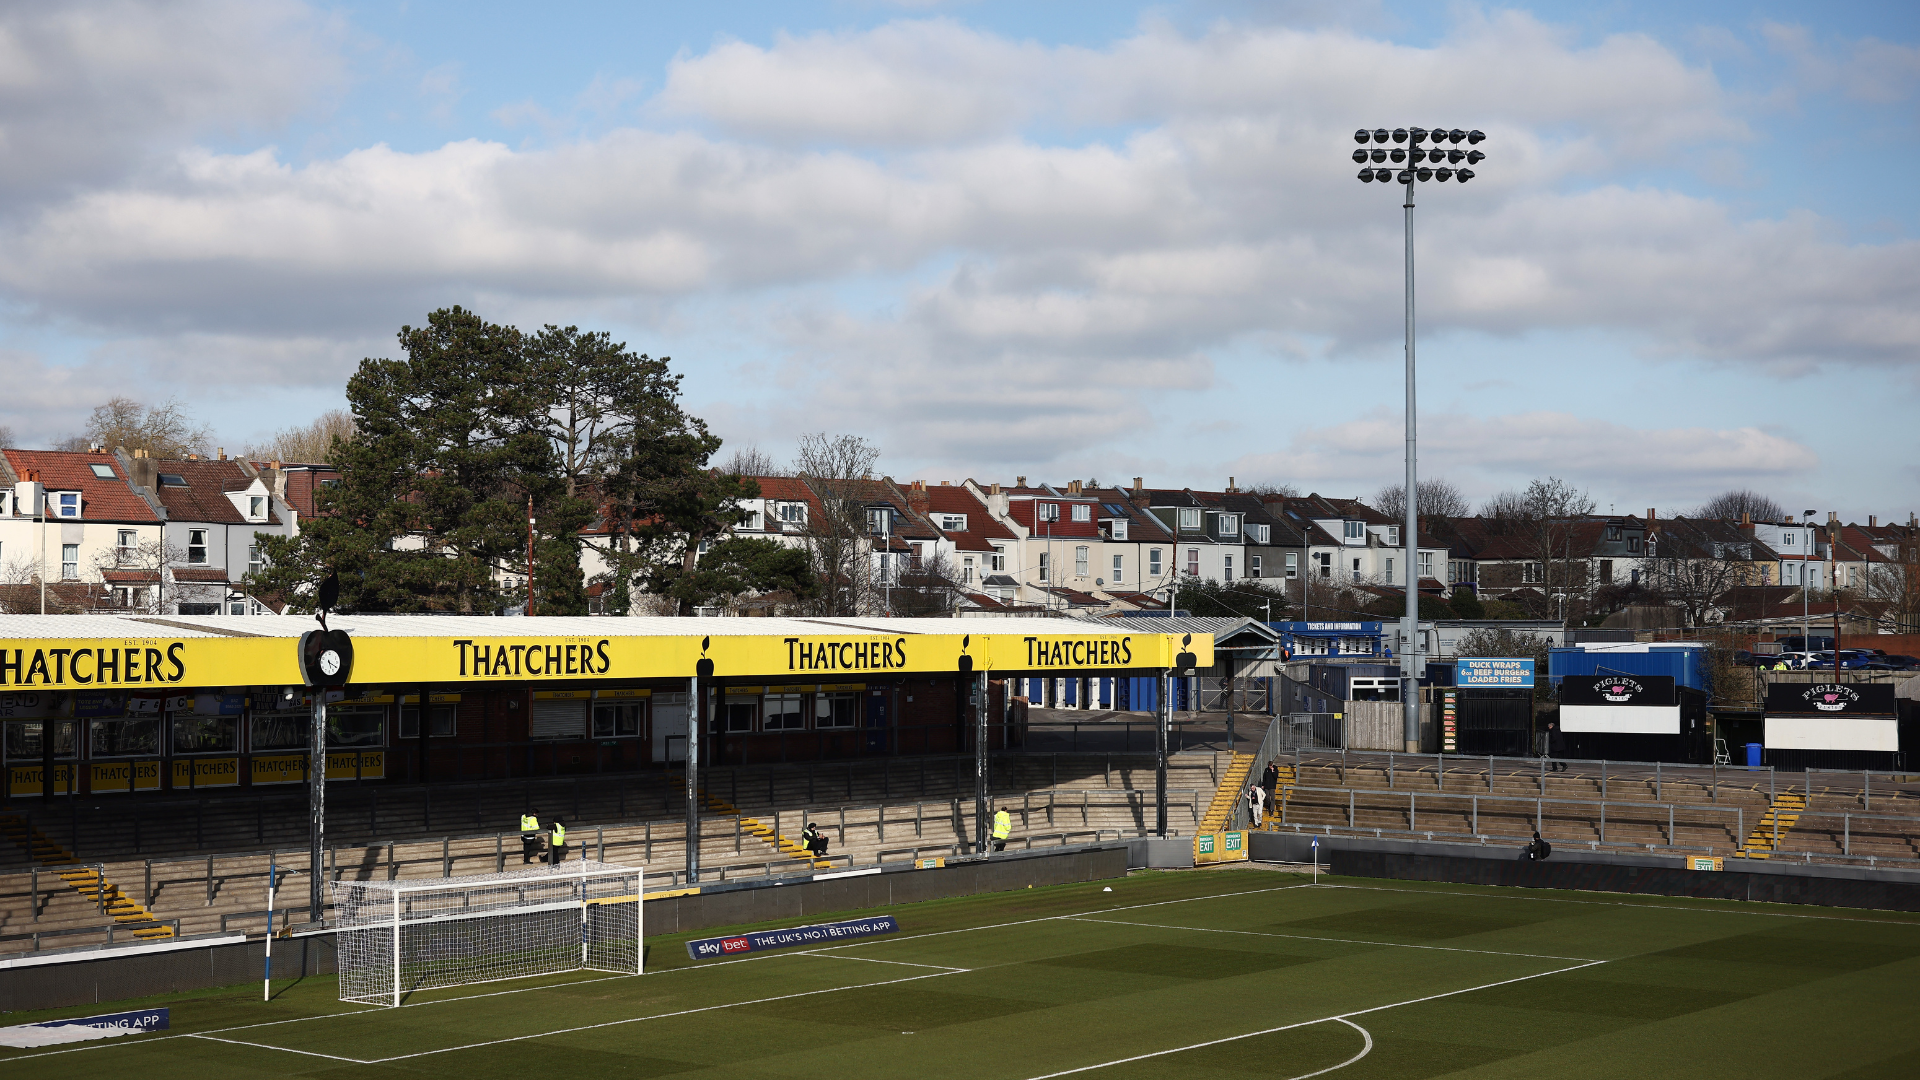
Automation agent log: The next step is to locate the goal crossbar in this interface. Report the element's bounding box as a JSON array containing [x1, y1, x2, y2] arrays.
[[331, 861, 644, 1007]]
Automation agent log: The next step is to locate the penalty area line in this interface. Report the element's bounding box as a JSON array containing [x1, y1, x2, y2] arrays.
[[1066, 916, 1602, 962], [1017, 958, 1605, 1080], [183, 1034, 373, 1064]]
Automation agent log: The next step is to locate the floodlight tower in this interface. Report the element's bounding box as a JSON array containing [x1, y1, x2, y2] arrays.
[[1352, 125, 1485, 752]]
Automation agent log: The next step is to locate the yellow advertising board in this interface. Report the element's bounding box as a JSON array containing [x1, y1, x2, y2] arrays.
[[172, 757, 241, 789], [8, 763, 75, 797], [89, 759, 160, 793], [0, 626, 1212, 692], [249, 750, 384, 784]]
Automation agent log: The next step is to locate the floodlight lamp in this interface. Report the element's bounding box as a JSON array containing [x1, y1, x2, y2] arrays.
[[1409, 127, 1428, 143], [1467, 129, 1486, 144], [1466, 149, 1484, 165], [1448, 148, 1464, 164], [1392, 128, 1408, 143], [1358, 168, 1375, 182], [1397, 169, 1413, 183], [1389, 147, 1406, 163], [1449, 128, 1466, 143], [1372, 128, 1390, 143], [1416, 167, 1433, 182], [1455, 168, 1474, 182], [1352, 149, 1369, 163], [1371, 148, 1388, 163], [1354, 129, 1371, 144], [1434, 167, 1453, 181]]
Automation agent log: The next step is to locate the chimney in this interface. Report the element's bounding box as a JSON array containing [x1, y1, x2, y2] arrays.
[[990, 483, 1001, 495], [1228, 476, 1236, 492], [940, 480, 950, 486], [1068, 480, 1081, 495], [1869, 515, 1877, 528], [217, 447, 226, 461], [1132, 477, 1143, 493], [128, 455, 157, 492], [1017, 476, 1026, 488], [1829, 511, 1838, 524], [1646, 508, 1656, 524], [1741, 512, 1750, 525]]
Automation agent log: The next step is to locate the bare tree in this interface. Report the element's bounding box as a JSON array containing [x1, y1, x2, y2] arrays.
[[1482, 477, 1599, 618], [1692, 489, 1786, 523], [1637, 518, 1760, 628], [59, 397, 213, 458], [1245, 481, 1300, 498], [0, 423, 14, 449], [242, 409, 357, 464], [719, 443, 780, 478], [891, 549, 961, 616], [1373, 477, 1469, 521], [795, 433, 883, 615], [91, 537, 190, 614]]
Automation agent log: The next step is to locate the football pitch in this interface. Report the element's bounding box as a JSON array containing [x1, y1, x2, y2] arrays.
[[6, 869, 1920, 1079]]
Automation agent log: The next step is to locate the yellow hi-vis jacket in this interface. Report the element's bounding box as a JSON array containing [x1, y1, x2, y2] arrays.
[[992, 810, 1012, 840], [551, 823, 567, 848], [520, 814, 539, 834]]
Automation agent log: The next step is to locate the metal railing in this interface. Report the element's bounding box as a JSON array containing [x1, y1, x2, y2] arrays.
[[0, 918, 182, 955], [1270, 782, 1748, 848]]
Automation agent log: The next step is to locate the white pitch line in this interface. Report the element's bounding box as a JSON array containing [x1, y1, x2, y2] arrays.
[[1297, 1020, 1372, 1080], [1067, 916, 1601, 962], [184, 1033, 371, 1064], [364, 968, 966, 1063], [816, 954, 969, 971], [1018, 959, 1605, 1080], [1317, 882, 1920, 927]]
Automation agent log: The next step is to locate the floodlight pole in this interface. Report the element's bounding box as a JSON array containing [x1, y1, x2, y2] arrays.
[[973, 670, 989, 853], [1400, 169, 1422, 754], [685, 674, 700, 883]]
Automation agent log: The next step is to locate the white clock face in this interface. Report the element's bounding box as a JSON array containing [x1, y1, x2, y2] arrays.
[[319, 650, 342, 676]]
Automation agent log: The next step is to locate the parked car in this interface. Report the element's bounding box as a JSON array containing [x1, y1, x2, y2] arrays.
[[1865, 654, 1920, 671], [1806, 651, 1872, 670]]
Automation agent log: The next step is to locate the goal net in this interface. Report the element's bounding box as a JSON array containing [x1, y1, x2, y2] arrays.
[[331, 861, 643, 1006]]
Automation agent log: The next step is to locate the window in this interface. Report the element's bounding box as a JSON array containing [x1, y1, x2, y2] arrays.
[[722, 696, 757, 733], [815, 692, 859, 728], [1606, 525, 1623, 541], [867, 507, 891, 534], [61, 543, 78, 580], [1223, 554, 1234, 581], [89, 718, 159, 758], [1109, 519, 1128, 540], [1075, 546, 1089, 577], [1384, 557, 1394, 583], [228, 599, 246, 615], [159, 474, 187, 487], [171, 715, 234, 753], [593, 703, 642, 738], [1419, 552, 1433, 580], [1071, 504, 1091, 522], [763, 693, 805, 731], [1351, 558, 1362, 582], [777, 501, 806, 525], [1038, 552, 1049, 582], [1344, 520, 1364, 540], [56, 492, 79, 518], [1285, 552, 1298, 578], [940, 514, 967, 532], [187, 529, 208, 564], [248, 544, 264, 575], [909, 542, 924, 569], [90, 463, 116, 479], [1038, 502, 1060, 522], [990, 546, 1005, 572], [1523, 562, 1543, 584], [1112, 554, 1124, 583], [1179, 508, 1201, 530], [1385, 526, 1399, 546], [1599, 559, 1614, 584], [113, 586, 146, 608], [1186, 548, 1199, 576], [248, 495, 266, 519], [1627, 536, 1641, 554], [1316, 552, 1331, 578], [178, 603, 219, 615], [1219, 514, 1240, 537], [118, 530, 138, 564], [1149, 548, 1163, 576], [962, 556, 975, 584], [741, 509, 762, 530], [399, 704, 457, 738], [1250, 554, 1261, 577], [1781, 532, 1795, 546], [1249, 523, 1269, 544]]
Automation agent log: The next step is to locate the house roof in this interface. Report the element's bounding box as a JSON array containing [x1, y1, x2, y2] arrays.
[[2, 449, 160, 522], [261, 464, 340, 520], [148, 458, 280, 526], [172, 568, 231, 583], [915, 483, 1018, 552]]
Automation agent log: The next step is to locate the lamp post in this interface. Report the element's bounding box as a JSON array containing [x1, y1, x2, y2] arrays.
[[1802, 509, 1816, 662], [1353, 125, 1484, 753]]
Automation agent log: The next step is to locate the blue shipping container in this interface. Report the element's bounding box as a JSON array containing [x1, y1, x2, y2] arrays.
[[1547, 646, 1708, 693]]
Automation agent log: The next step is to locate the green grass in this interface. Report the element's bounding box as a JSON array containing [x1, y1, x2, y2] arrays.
[[7, 869, 1920, 1079]]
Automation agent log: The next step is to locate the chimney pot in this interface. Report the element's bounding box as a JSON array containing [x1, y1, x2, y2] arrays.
[[990, 483, 1001, 495], [1647, 508, 1656, 523], [1869, 515, 1877, 528], [941, 480, 950, 486], [1228, 476, 1235, 492], [1133, 477, 1143, 493], [1017, 476, 1026, 487], [1828, 511, 1838, 524], [218, 447, 226, 461]]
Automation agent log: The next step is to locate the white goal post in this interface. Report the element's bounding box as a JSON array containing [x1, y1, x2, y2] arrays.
[[331, 861, 644, 1007]]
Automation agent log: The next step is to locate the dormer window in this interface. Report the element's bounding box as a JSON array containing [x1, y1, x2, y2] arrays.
[[248, 495, 267, 520], [89, 463, 116, 479], [1248, 523, 1270, 544], [1038, 502, 1060, 522], [1071, 504, 1091, 523], [939, 514, 967, 532], [740, 509, 762, 530], [777, 501, 806, 525], [1178, 508, 1201, 530], [159, 474, 187, 487], [55, 492, 80, 518], [1385, 526, 1399, 546], [1781, 533, 1795, 546], [1218, 514, 1240, 537], [1343, 520, 1365, 540], [1109, 519, 1128, 541]]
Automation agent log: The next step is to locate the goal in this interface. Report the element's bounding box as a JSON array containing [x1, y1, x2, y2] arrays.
[[331, 861, 643, 1007]]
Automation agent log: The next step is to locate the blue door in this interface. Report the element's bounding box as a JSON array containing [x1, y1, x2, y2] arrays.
[[865, 691, 888, 752]]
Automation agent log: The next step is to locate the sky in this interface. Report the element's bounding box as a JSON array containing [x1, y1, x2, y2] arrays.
[[1, 0, 1916, 522]]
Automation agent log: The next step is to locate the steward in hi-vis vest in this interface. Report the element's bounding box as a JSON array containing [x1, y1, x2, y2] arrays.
[[520, 811, 541, 864], [992, 808, 1011, 852], [549, 820, 569, 865]]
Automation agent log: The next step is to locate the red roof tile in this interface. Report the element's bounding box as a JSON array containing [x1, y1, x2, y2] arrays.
[[148, 458, 280, 525], [2, 449, 160, 522]]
